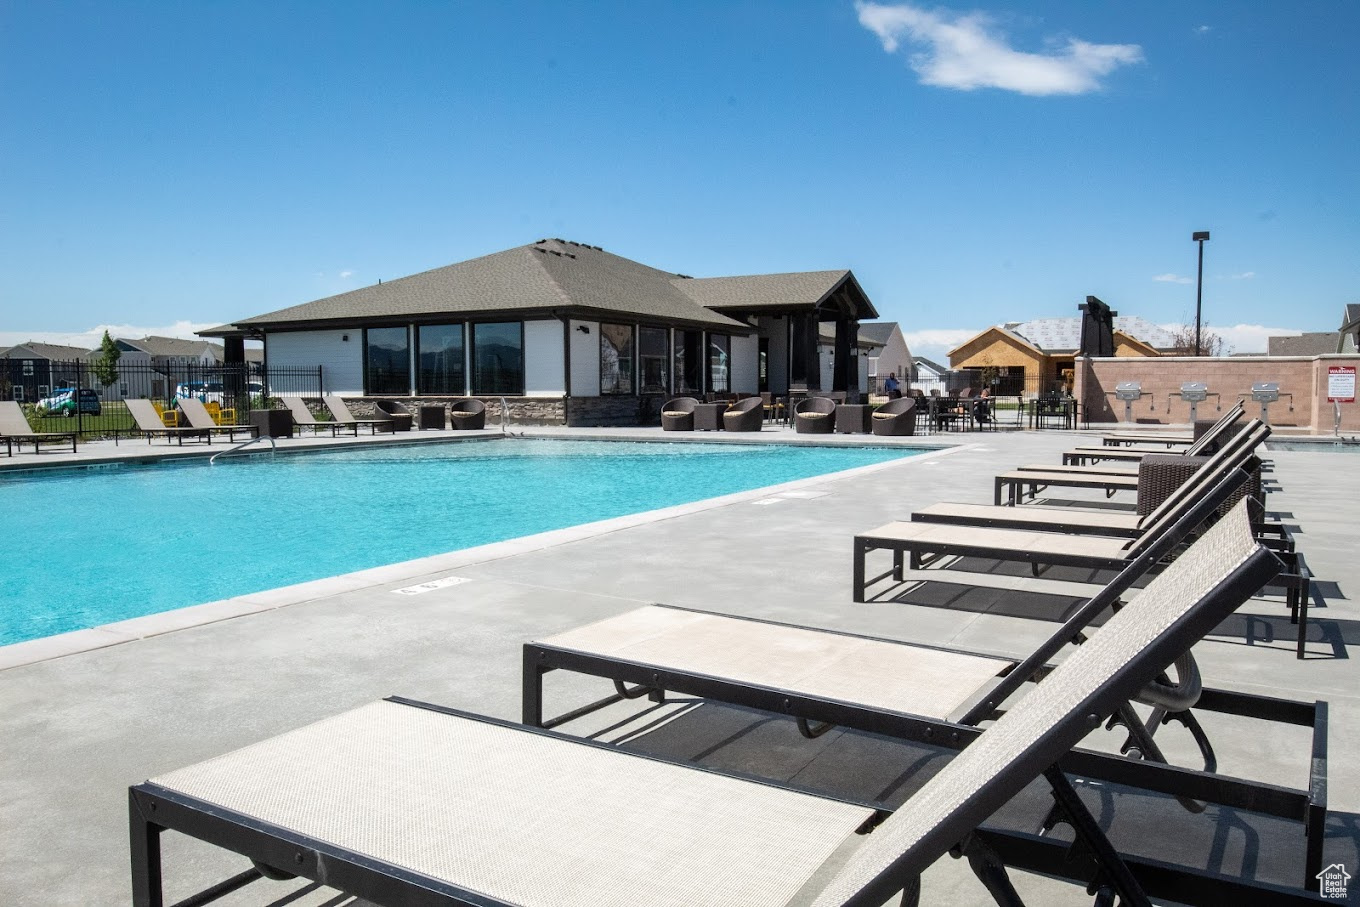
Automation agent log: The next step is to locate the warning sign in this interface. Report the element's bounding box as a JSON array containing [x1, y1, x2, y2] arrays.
[[1328, 366, 1356, 403]]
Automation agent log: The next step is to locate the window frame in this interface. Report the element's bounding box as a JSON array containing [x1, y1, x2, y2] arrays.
[[416, 323, 467, 396], [470, 321, 525, 396], [362, 325, 413, 396]]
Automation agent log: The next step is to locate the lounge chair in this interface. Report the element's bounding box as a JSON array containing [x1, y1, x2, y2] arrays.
[[661, 396, 699, 431], [723, 396, 764, 432], [130, 501, 1321, 906], [1063, 401, 1245, 465], [1016, 412, 1259, 479], [124, 398, 212, 445], [177, 397, 258, 442], [279, 396, 358, 437], [794, 395, 836, 434], [373, 400, 414, 431], [871, 397, 916, 436], [915, 422, 1269, 540], [322, 395, 395, 434], [0, 400, 78, 453], [449, 398, 487, 430]]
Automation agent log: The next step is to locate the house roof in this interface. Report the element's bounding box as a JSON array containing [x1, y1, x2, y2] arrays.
[[912, 356, 949, 376], [676, 270, 877, 319], [856, 321, 899, 345], [119, 336, 224, 358], [225, 239, 755, 333], [1267, 332, 1342, 357], [1340, 303, 1360, 332], [1, 341, 93, 360], [816, 322, 889, 349], [1003, 316, 1177, 354]]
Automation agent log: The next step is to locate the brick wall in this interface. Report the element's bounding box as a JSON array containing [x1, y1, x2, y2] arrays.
[[1075, 356, 1360, 433]]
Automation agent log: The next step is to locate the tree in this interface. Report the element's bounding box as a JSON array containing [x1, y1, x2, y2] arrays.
[[1166, 322, 1226, 357], [91, 330, 121, 388]]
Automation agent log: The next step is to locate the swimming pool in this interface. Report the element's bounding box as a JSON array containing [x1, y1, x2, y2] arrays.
[[0, 439, 922, 645]]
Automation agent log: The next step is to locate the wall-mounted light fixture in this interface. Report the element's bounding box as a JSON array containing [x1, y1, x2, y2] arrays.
[[576, 324, 591, 334], [342, 334, 350, 342]]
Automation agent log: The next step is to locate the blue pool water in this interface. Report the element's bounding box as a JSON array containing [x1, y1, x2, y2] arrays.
[[0, 439, 920, 645]]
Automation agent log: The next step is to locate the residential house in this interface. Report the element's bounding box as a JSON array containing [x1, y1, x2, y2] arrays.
[[0, 341, 92, 403], [855, 322, 912, 394], [1267, 332, 1344, 357], [203, 238, 879, 425], [909, 356, 951, 396], [949, 314, 1176, 397]]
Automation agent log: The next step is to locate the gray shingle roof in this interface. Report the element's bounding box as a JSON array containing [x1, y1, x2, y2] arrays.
[[1341, 304, 1360, 331], [232, 240, 750, 332], [913, 356, 949, 376], [1268, 332, 1342, 357], [119, 336, 223, 358], [1, 341, 93, 360], [674, 271, 860, 313], [857, 322, 899, 345]]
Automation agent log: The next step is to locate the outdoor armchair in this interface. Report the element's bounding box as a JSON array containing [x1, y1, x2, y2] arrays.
[[373, 400, 414, 431], [0, 400, 78, 454], [449, 398, 487, 430], [870, 397, 916, 436], [660, 396, 699, 431], [794, 395, 837, 434], [722, 396, 764, 432]]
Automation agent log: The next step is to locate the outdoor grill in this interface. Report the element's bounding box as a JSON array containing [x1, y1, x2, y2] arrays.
[[1168, 382, 1218, 423], [1241, 381, 1293, 424], [1111, 381, 1151, 422]]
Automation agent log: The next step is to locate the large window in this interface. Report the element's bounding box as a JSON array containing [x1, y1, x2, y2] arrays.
[[364, 326, 410, 395], [638, 327, 669, 394], [471, 322, 524, 395], [600, 323, 634, 395], [417, 324, 465, 395], [674, 330, 702, 395], [707, 334, 731, 395]]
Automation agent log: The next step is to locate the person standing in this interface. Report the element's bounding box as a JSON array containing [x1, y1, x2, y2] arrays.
[[884, 372, 901, 399]]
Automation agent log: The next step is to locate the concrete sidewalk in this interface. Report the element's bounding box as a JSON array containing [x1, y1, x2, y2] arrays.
[[1, 427, 1355, 905]]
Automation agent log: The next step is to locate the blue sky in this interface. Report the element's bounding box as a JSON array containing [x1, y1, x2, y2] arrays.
[[2, 2, 1356, 362]]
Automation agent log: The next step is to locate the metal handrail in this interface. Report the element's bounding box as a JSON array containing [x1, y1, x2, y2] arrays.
[[500, 397, 510, 434], [209, 434, 276, 465]]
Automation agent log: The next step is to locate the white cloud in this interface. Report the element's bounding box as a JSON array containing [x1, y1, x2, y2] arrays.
[[0, 320, 225, 351], [855, 2, 1143, 95], [1229, 271, 1256, 280], [339, 270, 356, 279], [1195, 25, 1212, 34], [1156, 322, 1302, 356], [903, 327, 982, 365], [1153, 273, 1194, 284]]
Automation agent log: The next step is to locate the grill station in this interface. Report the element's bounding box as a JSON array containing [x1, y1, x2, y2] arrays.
[[1241, 381, 1294, 424], [1167, 382, 1219, 423], [1111, 381, 1152, 422]]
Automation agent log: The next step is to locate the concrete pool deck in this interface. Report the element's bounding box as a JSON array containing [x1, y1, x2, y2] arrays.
[[1, 425, 1357, 905]]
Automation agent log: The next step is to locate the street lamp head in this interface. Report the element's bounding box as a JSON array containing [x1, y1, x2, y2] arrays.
[[1192, 231, 1210, 242]]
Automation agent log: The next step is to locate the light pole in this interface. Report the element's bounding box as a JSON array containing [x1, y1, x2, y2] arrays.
[[1192, 231, 1210, 356]]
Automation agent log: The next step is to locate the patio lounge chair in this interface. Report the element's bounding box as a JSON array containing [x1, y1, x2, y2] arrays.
[[723, 396, 764, 432], [1062, 401, 1245, 465], [449, 398, 487, 430], [914, 422, 1269, 540], [871, 397, 916, 436], [322, 395, 396, 434], [125, 398, 212, 445], [130, 501, 1321, 906], [1015, 413, 1260, 479], [0, 400, 78, 453], [661, 396, 699, 431], [794, 395, 836, 434], [279, 396, 359, 437], [177, 397, 259, 442]]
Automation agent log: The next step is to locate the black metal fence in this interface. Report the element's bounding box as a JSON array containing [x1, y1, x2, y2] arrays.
[[1, 359, 323, 438]]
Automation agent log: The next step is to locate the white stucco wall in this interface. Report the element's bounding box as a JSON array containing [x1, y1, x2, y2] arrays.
[[267, 330, 364, 395], [568, 320, 600, 396], [731, 334, 759, 394], [524, 319, 566, 396]]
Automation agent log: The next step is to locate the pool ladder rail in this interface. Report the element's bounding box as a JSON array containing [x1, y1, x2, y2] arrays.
[[209, 434, 277, 465]]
